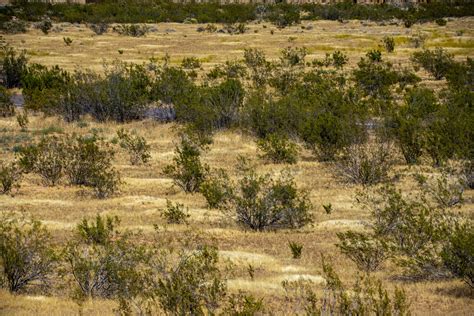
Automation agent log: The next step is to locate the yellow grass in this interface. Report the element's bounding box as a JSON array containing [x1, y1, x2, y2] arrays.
[[1, 17, 474, 315]]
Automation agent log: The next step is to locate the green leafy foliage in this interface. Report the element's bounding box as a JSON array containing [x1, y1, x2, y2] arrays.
[[200, 168, 234, 209], [1, 45, 28, 88], [0, 86, 14, 117], [412, 48, 454, 80], [116, 128, 151, 165], [0, 161, 22, 194], [288, 241, 303, 259], [161, 200, 190, 224], [257, 133, 298, 164], [0, 213, 56, 293]]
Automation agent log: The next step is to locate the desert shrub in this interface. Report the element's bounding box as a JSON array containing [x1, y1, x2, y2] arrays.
[[353, 52, 398, 101], [17, 135, 67, 186], [445, 57, 474, 91], [435, 18, 447, 26], [336, 140, 393, 186], [36, 18, 52, 34], [1, 45, 28, 88], [16, 111, 28, 131], [243, 48, 272, 87], [63, 37, 73, 46], [268, 4, 300, 28], [22, 63, 71, 113], [356, 182, 462, 279], [163, 135, 209, 193], [411, 48, 454, 80], [116, 128, 151, 165], [151, 244, 226, 315], [383, 36, 395, 53], [336, 231, 388, 272], [288, 241, 303, 259], [89, 23, 109, 35], [0, 213, 56, 293], [460, 160, 474, 189], [313, 257, 411, 315], [228, 164, 313, 231], [223, 23, 248, 34], [59, 62, 149, 122], [415, 172, 464, 209], [64, 216, 151, 300], [0, 86, 14, 117], [161, 200, 190, 224], [257, 133, 298, 164], [1, 19, 28, 34], [76, 214, 120, 246], [223, 292, 265, 315], [113, 24, 149, 37], [332, 50, 348, 69], [441, 222, 473, 288], [0, 161, 22, 194], [200, 168, 233, 209]]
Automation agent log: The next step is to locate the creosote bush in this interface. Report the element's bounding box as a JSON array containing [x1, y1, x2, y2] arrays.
[[200, 168, 234, 209], [161, 200, 190, 224], [0, 213, 56, 293], [113, 24, 149, 37], [227, 161, 313, 231], [116, 128, 151, 165], [0, 86, 14, 117], [164, 135, 209, 193], [336, 140, 393, 186], [89, 23, 109, 35], [0, 161, 22, 194], [411, 48, 454, 80], [383, 36, 395, 53], [1, 45, 28, 89], [257, 133, 298, 164]]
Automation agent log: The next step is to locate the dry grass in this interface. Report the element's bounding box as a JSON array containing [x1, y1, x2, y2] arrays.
[[1, 18, 474, 315]]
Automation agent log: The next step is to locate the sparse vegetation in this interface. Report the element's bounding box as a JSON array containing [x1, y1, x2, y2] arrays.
[[0, 161, 22, 194], [161, 200, 190, 224], [116, 128, 151, 165]]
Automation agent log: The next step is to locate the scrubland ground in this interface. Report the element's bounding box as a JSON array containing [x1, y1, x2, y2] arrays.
[[1, 18, 473, 315]]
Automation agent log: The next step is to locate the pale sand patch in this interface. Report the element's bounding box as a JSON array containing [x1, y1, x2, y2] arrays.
[[220, 250, 278, 267], [316, 219, 367, 229]]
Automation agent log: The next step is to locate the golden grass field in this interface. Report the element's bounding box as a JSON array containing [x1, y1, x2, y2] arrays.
[[1, 17, 474, 315]]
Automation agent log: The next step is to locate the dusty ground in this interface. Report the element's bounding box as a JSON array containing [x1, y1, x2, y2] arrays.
[[1, 18, 474, 315]]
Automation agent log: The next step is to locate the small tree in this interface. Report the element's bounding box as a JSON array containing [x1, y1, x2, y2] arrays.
[[0, 213, 56, 293], [164, 135, 209, 193]]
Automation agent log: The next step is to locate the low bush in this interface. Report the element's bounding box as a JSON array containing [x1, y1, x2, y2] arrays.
[[435, 18, 447, 26], [113, 24, 149, 37], [0, 161, 22, 194], [161, 200, 190, 224], [336, 231, 388, 272], [288, 241, 303, 259], [223, 292, 265, 315], [36, 18, 52, 35], [116, 128, 151, 165], [200, 168, 233, 209], [441, 222, 473, 288], [383, 36, 395, 53], [411, 48, 454, 80], [1, 45, 28, 89], [336, 140, 393, 186], [0, 86, 14, 117], [1, 19, 28, 34], [76, 214, 120, 246], [0, 213, 56, 293], [257, 133, 298, 164], [228, 164, 313, 231], [89, 23, 109, 35], [163, 135, 209, 193]]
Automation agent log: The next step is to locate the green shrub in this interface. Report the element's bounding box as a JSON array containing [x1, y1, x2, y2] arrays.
[[383, 36, 395, 53], [1, 19, 28, 34], [200, 168, 233, 209], [441, 222, 473, 288], [63, 37, 73, 46], [257, 133, 298, 164], [223, 292, 265, 316], [161, 200, 190, 224], [288, 241, 303, 259], [0, 161, 22, 194], [116, 128, 151, 165], [411, 48, 454, 80], [435, 18, 447, 26], [16, 111, 28, 131], [17, 135, 67, 186], [76, 214, 120, 246], [113, 24, 149, 37], [0, 86, 14, 117], [336, 231, 388, 272], [1, 45, 28, 88], [243, 48, 272, 87], [336, 140, 393, 186], [64, 216, 151, 300], [228, 165, 313, 231], [163, 135, 209, 193], [0, 213, 56, 293], [153, 244, 226, 315]]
